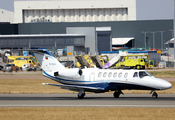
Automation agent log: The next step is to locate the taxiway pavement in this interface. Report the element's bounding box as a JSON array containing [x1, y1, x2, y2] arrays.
[[0, 93, 174, 108]]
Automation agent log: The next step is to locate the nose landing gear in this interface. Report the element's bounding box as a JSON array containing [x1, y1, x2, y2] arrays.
[[151, 91, 158, 99]]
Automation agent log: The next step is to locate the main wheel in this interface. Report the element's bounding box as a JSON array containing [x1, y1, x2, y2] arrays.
[[142, 66, 145, 69], [113, 91, 120, 98], [152, 92, 158, 99], [78, 93, 85, 99], [9, 69, 12, 72]]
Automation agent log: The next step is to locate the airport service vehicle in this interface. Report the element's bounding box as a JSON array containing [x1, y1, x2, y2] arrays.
[[76, 55, 95, 68], [7, 56, 40, 70], [0, 54, 12, 70], [76, 55, 108, 68], [28, 48, 172, 99], [115, 55, 154, 69], [2, 64, 19, 72]]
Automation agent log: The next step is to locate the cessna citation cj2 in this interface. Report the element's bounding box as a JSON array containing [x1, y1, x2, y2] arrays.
[[29, 48, 172, 99]]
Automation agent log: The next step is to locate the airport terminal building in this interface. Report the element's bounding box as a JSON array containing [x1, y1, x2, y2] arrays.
[[14, 0, 136, 23]]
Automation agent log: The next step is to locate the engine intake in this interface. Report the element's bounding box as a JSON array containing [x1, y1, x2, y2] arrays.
[[54, 69, 83, 78]]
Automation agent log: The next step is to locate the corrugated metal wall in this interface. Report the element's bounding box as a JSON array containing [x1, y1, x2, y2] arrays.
[[23, 8, 128, 23], [0, 37, 85, 49]]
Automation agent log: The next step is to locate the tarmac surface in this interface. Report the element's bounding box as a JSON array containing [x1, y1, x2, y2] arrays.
[[0, 93, 175, 108]]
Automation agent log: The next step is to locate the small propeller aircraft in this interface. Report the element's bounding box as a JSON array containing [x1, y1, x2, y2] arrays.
[[29, 48, 172, 99]]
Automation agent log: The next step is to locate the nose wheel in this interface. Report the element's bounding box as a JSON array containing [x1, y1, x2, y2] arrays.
[[152, 92, 158, 99]]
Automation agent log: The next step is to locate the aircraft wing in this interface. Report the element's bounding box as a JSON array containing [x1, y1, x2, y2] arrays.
[[42, 83, 105, 91]]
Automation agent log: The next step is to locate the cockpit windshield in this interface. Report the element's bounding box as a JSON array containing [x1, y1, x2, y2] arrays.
[[139, 71, 152, 78], [146, 71, 153, 77]]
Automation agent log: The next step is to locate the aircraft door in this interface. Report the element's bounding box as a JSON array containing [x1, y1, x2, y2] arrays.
[[89, 73, 95, 81]]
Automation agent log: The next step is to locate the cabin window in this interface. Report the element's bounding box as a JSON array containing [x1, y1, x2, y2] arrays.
[[108, 72, 112, 77], [98, 72, 102, 77], [113, 72, 117, 77], [139, 71, 149, 78], [133, 72, 138, 77], [103, 72, 107, 77], [124, 73, 128, 78], [118, 72, 122, 78]]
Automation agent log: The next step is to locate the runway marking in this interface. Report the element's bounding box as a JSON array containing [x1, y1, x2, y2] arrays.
[[0, 105, 175, 108]]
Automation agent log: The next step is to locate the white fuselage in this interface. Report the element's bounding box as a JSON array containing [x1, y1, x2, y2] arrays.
[[43, 68, 172, 91]]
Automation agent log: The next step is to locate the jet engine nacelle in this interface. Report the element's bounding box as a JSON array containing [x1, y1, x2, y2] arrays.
[[54, 69, 83, 78]]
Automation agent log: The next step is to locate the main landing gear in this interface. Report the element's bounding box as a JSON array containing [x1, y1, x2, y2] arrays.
[[151, 91, 158, 99], [113, 90, 124, 98], [113, 90, 158, 99], [78, 90, 85, 99]]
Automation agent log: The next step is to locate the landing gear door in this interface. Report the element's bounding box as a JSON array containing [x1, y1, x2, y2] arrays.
[[89, 73, 95, 81]]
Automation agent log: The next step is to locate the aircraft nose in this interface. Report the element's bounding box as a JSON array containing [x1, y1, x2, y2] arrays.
[[164, 82, 172, 89], [161, 80, 172, 90]]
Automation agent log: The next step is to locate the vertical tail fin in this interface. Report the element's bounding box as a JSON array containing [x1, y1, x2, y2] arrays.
[[30, 48, 66, 72]]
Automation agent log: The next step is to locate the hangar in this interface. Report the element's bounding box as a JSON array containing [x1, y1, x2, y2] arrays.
[[14, 0, 136, 23]]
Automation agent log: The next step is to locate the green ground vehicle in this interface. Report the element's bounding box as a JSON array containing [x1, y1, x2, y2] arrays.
[[116, 55, 154, 69]]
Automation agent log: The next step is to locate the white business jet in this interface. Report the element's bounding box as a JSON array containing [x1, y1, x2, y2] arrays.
[[29, 48, 172, 99]]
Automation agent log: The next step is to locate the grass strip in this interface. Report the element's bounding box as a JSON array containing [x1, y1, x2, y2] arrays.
[[148, 70, 175, 78], [0, 107, 175, 120]]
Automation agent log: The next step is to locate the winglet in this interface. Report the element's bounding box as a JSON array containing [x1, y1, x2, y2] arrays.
[[42, 83, 48, 85]]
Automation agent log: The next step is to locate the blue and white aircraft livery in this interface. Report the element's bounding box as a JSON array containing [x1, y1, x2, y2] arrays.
[[30, 48, 172, 99]]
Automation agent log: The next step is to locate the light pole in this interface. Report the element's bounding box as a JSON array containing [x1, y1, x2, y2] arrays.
[[169, 29, 174, 39], [142, 31, 148, 50], [158, 31, 165, 50], [150, 31, 157, 49]]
